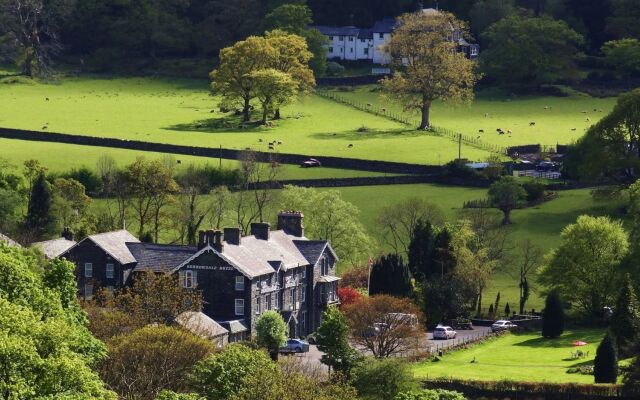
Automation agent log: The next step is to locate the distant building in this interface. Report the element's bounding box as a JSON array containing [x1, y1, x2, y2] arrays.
[[59, 211, 340, 340], [32, 227, 76, 259], [314, 7, 479, 66]]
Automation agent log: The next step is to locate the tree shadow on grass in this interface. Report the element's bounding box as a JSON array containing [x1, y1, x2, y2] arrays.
[[309, 127, 430, 141], [164, 114, 268, 133], [513, 330, 604, 348]]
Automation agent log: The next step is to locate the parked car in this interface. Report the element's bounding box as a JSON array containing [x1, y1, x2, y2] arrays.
[[280, 339, 310, 353], [433, 326, 457, 340], [363, 322, 389, 338], [301, 158, 321, 168], [306, 333, 317, 345], [491, 320, 518, 332]]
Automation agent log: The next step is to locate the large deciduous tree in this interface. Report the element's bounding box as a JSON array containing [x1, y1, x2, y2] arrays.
[[249, 68, 299, 124], [381, 10, 478, 129], [539, 215, 629, 318], [316, 306, 359, 377], [488, 176, 527, 225], [481, 14, 583, 89], [256, 310, 288, 360]]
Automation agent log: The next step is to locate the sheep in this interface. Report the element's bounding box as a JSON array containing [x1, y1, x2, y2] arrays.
[[581, 110, 588, 113], [45, 97, 49, 101], [478, 129, 484, 133], [484, 113, 489, 118], [496, 128, 502, 133], [544, 106, 550, 110], [507, 129, 512, 134], [366, 103, 372, 107], [381, 108, 386, 112], [571, 128, 577, 131], [348, 144, 354, 148], [277, 141, 283, 145], [529, 122, 536, 126]]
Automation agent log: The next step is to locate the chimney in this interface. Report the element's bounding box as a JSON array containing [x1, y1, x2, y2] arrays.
[[250, 222, 270, 241], [224, 227, 242, 246], [198, 230, 217, 250], [213, 230, 223, 252], [61, 226, 73, 241], [277, 211, 304, 237], [198, 230, 207, 250]]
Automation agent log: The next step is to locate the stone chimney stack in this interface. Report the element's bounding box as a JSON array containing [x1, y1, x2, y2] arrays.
[[198, 230, 217, 250], [224, 227, 242, 246], [250, 222, 270, 241], [213, 230, 223, 252], [277, 211, 304, 237], [61, 226, 74, 241]]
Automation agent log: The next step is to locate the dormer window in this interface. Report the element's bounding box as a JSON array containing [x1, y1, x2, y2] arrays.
[[321, 257, 329, 276]]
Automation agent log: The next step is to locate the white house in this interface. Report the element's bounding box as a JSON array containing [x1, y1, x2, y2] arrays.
[[314, 8, 479, 66]]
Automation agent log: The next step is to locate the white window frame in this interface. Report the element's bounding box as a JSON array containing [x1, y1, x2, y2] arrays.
[[84, 263, 93, 278], [256, 297, 261, 314], [266, 294, 272, 310], [301, 268, 306, 279], [274, 292, 279, 309], [235, 276, 244, 291], [235, 299, 245, 316], [289, 289, 295, 309], [182, 270, 196, 289], [301, 284, 306, 302], [84, 283, 93, 299], [106, 263, 114, 279]]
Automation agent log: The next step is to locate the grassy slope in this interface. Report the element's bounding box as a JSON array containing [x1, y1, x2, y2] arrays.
[[0, 76, 490, 165], [328, 185, 625, 311], [326, 86, 617, 147], [0, 138, 391, 179], [412, 329, 607, 383]]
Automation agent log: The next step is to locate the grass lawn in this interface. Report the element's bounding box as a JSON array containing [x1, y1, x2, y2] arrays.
[[327, 184, 626, 311], [412, 329, 608, 383], [0, 76, 491, 165], [324, 86, 617, 148]]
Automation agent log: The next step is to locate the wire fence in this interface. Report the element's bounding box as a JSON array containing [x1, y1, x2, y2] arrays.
[[317, 90, 509, 155], [429, 329, 495, 354]]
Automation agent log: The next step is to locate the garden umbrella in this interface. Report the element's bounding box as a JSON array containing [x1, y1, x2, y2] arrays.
[[572, 340, 587, 346]]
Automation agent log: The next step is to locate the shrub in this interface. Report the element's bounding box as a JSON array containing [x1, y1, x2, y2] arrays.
[[340, 266, 369, 289], [327, 62, 346, 76], [352, 358, 417, 400], [522, 180, 546, 202], [594, 332, 618, 383], [60, 166, 103, 196], [602, 39, 640, 78], [395, 389, 466, 400], [255, 310, 287, 360], [541, 289, 565, 338], [338, 286, 363, 307]]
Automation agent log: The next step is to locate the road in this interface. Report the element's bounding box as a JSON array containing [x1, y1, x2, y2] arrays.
[[296, 326, 494, 371]]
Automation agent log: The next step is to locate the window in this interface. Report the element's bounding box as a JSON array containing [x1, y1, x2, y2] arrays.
[[379, 33, 384, 39], [348, 37, 354, 41], [106, 263, 114, 279], [321, 257, 328, 276], [235, 299, 245, 315], [329, 36, 334, 41], [350, 48, 353, 53], [329, 47, 334, 53], [289, 289, 295, 309], [301, 268, 306, 280], [301, 311, 307, 333], [180, 270, 197, 288], [256, 297, 261, 314], [84, 263, 93, 278], [364, 48, 369, 55], [301, 284, 306, 302], [267, 294, 272, 310], [84, 284, 93, 299], [339, 36, 344, 40], [235, 276, 244, 291]]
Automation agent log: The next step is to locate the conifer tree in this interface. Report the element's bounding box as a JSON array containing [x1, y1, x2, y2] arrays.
[[24, 173, 56, 240], [542, 289, 565, 338], [369, 254, 412, 298], [610, 275, 640, 357], [594, 332, 618, 384]]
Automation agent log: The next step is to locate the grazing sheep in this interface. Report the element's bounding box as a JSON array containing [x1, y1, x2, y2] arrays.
[[381, 108, 386, 112], [507, 130, 512, 134], [484, 113, 489, 117], [571, 128, 577, 131], [366, 103, 372, 107], [258, 138, 263, 142], [277, 141, 282, 145], [478, 129, 484, 133], [45, 98, 49, 101], [581, 110, 587, 113], [348, 144, 354, 148], [544, 106, 549, 110], [529, 122, 536, 126]]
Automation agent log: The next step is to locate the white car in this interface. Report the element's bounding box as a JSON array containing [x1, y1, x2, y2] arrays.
[[491, 320, 518, 332], [433, 326, 457, 340]]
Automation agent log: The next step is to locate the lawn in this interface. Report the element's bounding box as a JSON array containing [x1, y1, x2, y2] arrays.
[[324, 85, 617, 148], [412, 329, 607, 383], [0, 138, 391, 180], [0, 76, 491, 165], [327, 184, 626, 311]]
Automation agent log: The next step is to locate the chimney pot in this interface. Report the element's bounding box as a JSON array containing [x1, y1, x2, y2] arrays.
[[277, 211, 304, 237], [62, 226, 74, 241]]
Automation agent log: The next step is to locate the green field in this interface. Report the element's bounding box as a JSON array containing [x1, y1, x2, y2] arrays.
[[325, 86, 617, 147], [327, 184, 625, 310], [0, 138, 392, 180], [413, 329, 608, 383]]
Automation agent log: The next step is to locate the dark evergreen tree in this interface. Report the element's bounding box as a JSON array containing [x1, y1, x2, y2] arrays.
[[610, 275, 640, 357], [24, 173, 56, 240], [494, 292, 501, 317], [369, 254, 412, 298], [407, 219, 435, 282], [488, 304, 494, 317], [505, 302, 511, 317], [542, 289, 565, 338], [594, 332, 618, 384], [624, 340, 640, 394]]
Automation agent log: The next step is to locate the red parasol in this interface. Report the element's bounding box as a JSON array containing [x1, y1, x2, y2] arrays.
[[572, 340, 588, 347]]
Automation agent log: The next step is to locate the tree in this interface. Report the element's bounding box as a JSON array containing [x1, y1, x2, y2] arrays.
[[24, 173, 56, 241], [481, 14, 583, 88], [256, 310, 288, 360], [343, 295, 423, 358], [100, 325, 214, 400], [602, 39, 640, 78], [190, 344, 277, 400], [624, 342, 640, 394], [469, 0, 516, 36], [381, 10, 478, 129], [607, 0, 640, 40], [0, 0, 74, 76], [249, 68, 299, 124], [279, 186, 373, 267], [395, 390, 466, 400], [518, 240, 543, 314], [539, 215, 629, 317], [377, 197, 445, 255], [210, 36, 277, 122], [369, 254, 412, 298], [52, 177, 93, 236], [235, 150, 280, 228], [488, 176, 527, 225], [174, 165, 216, 245], [123, 157, 178, 241], [610, 275, 640, 357], [351, 358, 416, 400], [316, 306, 359, 377], [408, 222, 456, 282], [594, 332, 618, 384], [156, 391, 205, 400], [542, 289, 565, 338]]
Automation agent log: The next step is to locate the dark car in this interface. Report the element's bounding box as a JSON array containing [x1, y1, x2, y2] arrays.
[[280, 339, 310, 353], [301, 158, 322, 168]]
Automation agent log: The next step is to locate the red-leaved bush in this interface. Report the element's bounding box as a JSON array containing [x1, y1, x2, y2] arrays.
[[338, 286, 363, 307]]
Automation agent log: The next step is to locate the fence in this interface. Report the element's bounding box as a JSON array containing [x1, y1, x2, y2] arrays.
[[316, 90, 508, 155], [429, 329, 496, 355], [517, 170, 563, 180]]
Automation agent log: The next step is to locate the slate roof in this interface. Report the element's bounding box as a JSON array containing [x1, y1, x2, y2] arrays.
[[293, 240, 331, 266], [127, 242, 197, 273], [218, 319, 249, 334], [372, 18, 396, 33], [176, 311, 228, 338], [87, 230, 139, 264], [358, 28, 374, 39], [314, 25, 361, 37], [0, 233, 20, 248], [32, 238, 76, 259]]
